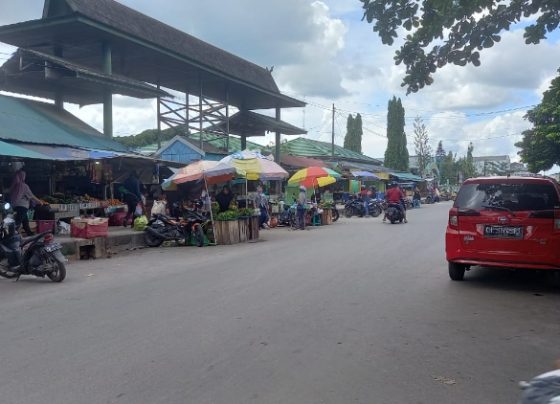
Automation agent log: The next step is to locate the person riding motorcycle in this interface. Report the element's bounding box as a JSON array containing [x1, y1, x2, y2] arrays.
[[383, 182, 407, 223]]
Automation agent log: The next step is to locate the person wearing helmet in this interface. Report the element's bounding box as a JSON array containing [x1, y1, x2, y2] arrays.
[[296, 186, 307, 230], [383, 182, 407, 223]]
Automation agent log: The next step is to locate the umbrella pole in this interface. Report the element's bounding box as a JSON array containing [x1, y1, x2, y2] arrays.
[[205, 176, 218, 246]]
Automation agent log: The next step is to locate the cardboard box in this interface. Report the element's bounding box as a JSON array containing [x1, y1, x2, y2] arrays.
[[71, 218, 109, 239]]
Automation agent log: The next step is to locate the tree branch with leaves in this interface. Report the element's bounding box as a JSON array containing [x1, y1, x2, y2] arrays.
[[360, 0, 560, 94]]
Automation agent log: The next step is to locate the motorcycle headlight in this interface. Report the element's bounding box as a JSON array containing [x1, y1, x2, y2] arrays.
[[3, 202, 10, 210]]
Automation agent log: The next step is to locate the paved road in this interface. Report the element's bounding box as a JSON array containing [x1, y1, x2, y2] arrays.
[[0, 203, 558, 404]]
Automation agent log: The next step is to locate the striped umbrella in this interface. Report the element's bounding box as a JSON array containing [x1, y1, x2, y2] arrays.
[[220, 150, 288, 180], [288, 166, 341, 187]]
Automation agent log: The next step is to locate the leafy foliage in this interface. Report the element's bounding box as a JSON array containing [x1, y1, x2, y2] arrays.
[[456, 142, 476, 180], [360, 0, 560, 93], [384, 96, 409, 171], [413, 117, 433, 177], [439, 151, 458, 185], [343, 114, 363, 153], [118, 127, 184, 148], [215, 210, 239, 221], [516, 68, 560, 172]]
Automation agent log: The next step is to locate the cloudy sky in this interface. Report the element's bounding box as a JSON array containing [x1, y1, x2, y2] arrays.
[[1, 0, 559, 165]]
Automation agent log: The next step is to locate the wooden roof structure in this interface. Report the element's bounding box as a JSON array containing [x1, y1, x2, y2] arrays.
[[209, 111, 307, 137], [0, 0, 305, 110], [0, 48, 170, 105]]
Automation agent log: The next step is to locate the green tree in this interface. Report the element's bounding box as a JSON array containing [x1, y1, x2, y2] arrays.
[[440, 151, 457, 185], [460, 142, 476, 179], [435, 140, 446, 175], [384, 96, 409, 170], [354, 113, 363, 154], [344, 114, 356, 151], [344, 114, 364, 153], [516, 68, 560, 172], [413, 117, 432, 177], [360, 0, 560, 93]]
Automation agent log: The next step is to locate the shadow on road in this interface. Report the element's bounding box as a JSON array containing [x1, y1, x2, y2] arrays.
[[461, 267, 560, 295]]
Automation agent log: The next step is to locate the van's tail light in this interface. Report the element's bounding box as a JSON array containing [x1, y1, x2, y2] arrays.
[[449, 208, 458, 229], [555, 209, 560, 232]]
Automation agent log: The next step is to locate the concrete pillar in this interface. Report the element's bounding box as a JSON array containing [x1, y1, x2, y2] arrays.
[[54, 45, 64, 111], [102, 42, 113, 138], [275, 107, 281, 163]]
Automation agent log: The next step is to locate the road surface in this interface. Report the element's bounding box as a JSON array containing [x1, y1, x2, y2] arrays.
[[0, 202, 558, 404]]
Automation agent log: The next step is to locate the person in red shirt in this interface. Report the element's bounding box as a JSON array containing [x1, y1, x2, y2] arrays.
[[383, 182, 408, 223]]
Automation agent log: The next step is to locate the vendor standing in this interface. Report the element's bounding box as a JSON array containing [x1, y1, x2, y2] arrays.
[[122, 171, 143, 227], [215, 186, 234, 213], [10, 170, 43, 236], [254, 185, 269, 229]]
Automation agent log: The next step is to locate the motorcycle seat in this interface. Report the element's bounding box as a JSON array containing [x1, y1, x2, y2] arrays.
[[20, 231, 51, 247]]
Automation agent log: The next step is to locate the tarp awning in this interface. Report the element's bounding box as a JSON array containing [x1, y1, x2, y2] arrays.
[[0, 140, 49, 159], [390, 172, 424, 182]]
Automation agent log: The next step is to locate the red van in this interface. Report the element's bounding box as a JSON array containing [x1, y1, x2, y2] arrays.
[[445, 176, 560, 280]]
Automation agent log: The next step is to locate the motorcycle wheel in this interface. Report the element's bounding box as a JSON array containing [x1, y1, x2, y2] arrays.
[[144, 230, 164, 247], [46, 256, 66, 283], [344, 207, 354, 218], [332, 208, 339, 222], [370, 206, 382, 218]]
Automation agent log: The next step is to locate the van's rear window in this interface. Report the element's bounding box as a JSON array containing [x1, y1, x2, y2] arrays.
[[454, 183, 560, 211]]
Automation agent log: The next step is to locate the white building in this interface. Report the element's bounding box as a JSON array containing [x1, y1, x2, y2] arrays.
[[473, 155, 511, 176]]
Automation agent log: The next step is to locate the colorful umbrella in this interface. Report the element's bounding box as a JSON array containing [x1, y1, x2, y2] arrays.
[[169, 160, 237, 185], [288, 166, 341, 185], [299, 176, 337, 188], [220, 150, 288, 181]]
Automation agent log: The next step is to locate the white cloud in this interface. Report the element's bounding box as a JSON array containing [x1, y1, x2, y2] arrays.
[[0, 0, 558, 164]]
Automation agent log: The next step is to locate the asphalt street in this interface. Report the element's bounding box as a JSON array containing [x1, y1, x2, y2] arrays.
[[0, 202, 558, 404]]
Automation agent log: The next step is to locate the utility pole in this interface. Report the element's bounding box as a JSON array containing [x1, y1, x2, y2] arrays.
[[331, 103, 335, 157]]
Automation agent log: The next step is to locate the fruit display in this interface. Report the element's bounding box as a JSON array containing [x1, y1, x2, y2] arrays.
[[40, 194, 123, 206]]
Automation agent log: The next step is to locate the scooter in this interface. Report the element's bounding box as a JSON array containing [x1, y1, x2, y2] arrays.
[[144, 212, 206, 248], [385, 203, 404, 224], [0, 199, 66, 282]]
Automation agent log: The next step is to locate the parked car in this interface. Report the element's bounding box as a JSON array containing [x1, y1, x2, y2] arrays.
[[445, 176, 560, 281]]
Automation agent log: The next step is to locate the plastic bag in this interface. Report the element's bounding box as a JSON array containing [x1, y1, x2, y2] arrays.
[[133, 215, 148, 231], [151, 200, 167, 216], [135, 203, 143, 216], [57, 220, 71, 235]]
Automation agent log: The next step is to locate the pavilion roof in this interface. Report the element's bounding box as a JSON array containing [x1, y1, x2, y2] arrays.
[[0, 0, 305, 110], [0, 48, 170, 105]]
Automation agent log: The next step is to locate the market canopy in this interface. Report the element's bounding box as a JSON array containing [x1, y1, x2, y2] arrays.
[[390, 172, 425, 182], [0, 139, 48, 159], [351, 170, 379, 179], [0, 94, 129, 152]]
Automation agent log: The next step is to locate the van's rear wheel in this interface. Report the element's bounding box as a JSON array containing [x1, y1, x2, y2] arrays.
[[448, 262, 466, 281]]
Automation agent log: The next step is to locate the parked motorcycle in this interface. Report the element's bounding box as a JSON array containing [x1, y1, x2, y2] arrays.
[[0, 199, 66, 282], [144, 212, 206, 248], [385, 203, 404, 224], [344, 198, 383, 218]]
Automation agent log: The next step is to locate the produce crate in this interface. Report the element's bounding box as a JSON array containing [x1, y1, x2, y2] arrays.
[[71, 218, 109, 239], [37, 220, 56, 234]]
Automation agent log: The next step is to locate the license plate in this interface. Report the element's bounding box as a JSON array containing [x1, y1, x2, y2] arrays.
[[43, 243, 62, 253], [484, 225, 523, 239]]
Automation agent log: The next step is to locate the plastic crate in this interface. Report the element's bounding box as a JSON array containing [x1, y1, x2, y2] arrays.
[[37, 220, 56, 234]]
